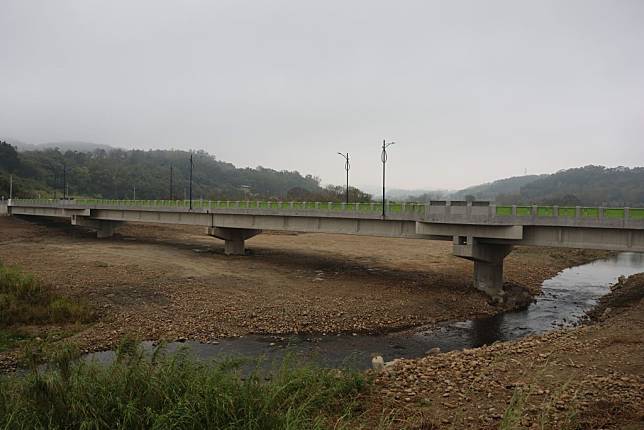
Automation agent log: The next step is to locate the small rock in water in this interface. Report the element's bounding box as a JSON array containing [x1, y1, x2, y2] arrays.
[[426, 347, 441, 355], [601, 307, 612, 320], [371, 355, 385, 372]]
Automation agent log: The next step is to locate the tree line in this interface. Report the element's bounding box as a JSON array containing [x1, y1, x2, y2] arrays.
[[495, 165, 644, 206], [404, 166, 644, 207], [0, 142, 371, 202]]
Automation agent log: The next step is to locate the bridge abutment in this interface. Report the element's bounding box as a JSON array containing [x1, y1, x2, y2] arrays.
[[453, 236, 513, 300], [208, 227, 262, 255]]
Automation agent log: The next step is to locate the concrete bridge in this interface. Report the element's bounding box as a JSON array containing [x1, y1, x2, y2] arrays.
[[6, 198, 644, 300]]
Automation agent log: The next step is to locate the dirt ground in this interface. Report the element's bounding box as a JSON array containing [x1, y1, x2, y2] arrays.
[[367, 273, 644, 430], [0, 215, 608, 366]]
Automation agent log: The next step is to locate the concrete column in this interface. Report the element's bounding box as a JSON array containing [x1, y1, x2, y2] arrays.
[[474, 259, 505, 297], [452, 238, 512, 300], [96, 222, 117, 238], [208, 227, 261, 255], [224, 237, 246, 255], [71, 216, 121, 238]]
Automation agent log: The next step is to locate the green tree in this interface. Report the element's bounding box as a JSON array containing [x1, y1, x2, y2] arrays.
[[0, 142, 19, 172]]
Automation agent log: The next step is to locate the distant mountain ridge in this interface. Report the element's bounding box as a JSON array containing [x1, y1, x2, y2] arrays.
[[358, 185, 451, 201], [0, 142, 370, 202], [450, 175, 547, 201], [2, 139, 642, 206], [509, 166, 644, 206], [451, 166, 644, 206], [7, 139, 116, 153]]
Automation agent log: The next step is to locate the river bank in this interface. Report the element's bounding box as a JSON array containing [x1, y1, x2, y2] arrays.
[[365, 272, 644, 429], [0, 216, 608, 371], [74, 252, 643, 376]]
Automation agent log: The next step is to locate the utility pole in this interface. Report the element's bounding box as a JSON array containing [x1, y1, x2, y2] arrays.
[[133, 184, 136, 200], [381, 140, 395, 218], [170, 165, 174, 200], [189, 153, 193, 210], [337, 152, 350, 204], [9, 174, 13, 200]]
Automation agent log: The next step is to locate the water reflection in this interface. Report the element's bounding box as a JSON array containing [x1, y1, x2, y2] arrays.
[[470, 314, 505, 346]]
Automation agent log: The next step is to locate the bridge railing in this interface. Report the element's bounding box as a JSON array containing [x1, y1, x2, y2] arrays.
[[9, 199, 644, 220], [9, 198, 427, 215], [493, 205, 644, 220]]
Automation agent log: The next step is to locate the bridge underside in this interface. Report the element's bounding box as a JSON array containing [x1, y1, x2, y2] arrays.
[[9, 204, 644, 301]]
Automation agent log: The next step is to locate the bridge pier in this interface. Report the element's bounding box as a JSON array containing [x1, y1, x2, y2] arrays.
[[452, 236, 513, 301], [71, 216, 122, 238], [208, 227, 262, 255]]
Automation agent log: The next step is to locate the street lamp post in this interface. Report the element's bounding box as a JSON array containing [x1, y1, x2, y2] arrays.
[[337, 152, 350, 204], [381, 140, 395, 218], [240, 185, 251, 200], [170, 165, 174, 200], [189, 153, 193, 210], [63, 162, 67, 199]]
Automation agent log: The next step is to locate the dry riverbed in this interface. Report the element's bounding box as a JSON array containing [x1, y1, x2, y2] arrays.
[[0, 215, 609, 370]]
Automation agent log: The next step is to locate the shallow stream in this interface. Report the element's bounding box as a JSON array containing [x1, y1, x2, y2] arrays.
[[87, 252, 644, 369]]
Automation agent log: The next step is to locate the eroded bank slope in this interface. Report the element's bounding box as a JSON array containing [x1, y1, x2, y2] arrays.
[[368, 273, 644, 430]]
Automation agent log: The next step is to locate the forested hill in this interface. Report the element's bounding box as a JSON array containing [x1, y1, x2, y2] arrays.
[[451, 174, 547, 201], [497, 166, 644, 206], [459, 166, 644, 206], [0, 142, 370, 201]]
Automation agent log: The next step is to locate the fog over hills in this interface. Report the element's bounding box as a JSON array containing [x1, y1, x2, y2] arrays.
[[2, 139, 642, 206], [450, 175, 548, 200], [7, 139, 116, 153]]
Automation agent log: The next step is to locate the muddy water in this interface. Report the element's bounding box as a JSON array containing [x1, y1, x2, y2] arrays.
[[87, 252, 644, 370]]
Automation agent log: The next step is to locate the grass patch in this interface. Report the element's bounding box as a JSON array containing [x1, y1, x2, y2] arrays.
[[0, 262, 94, 326], [499, 382, 580, 430], [0, 339, 370, 429], [0, 329, 32, 353]]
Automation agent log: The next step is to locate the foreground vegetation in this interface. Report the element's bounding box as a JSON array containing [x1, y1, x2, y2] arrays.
[[0, 262, 93, 352], [0, 262, 370, 429], [0, 339, 369, 430], [0, 262, 93, 327]]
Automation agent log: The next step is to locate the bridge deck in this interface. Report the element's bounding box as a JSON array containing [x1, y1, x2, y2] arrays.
[[6, 198, 644, 298], [8, 198, 644, 229]]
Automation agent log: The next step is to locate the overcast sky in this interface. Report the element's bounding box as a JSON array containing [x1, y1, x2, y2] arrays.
[[1, 0, 643, 190]]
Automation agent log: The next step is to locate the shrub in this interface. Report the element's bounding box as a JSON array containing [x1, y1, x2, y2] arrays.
[[0, 263, 93, 326]]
